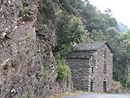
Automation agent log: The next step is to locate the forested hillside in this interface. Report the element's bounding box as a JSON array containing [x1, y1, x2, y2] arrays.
[[40, 0, 130, 88], [118, 22, 129, 33]]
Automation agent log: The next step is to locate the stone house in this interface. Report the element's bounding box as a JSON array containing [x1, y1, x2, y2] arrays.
[[66, 41, 113, 92]]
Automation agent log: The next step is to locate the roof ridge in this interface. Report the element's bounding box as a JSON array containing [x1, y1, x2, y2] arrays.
[[73, 41, 108, 51]]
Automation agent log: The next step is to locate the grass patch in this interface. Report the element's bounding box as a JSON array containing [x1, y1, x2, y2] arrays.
[[45, 91, 89, 98]]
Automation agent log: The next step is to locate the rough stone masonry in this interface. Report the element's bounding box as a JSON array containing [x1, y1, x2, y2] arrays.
[[0, 0, 72, 98]]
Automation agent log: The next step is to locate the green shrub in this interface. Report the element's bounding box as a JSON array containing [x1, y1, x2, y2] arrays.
[[57, 59, 71, 80]]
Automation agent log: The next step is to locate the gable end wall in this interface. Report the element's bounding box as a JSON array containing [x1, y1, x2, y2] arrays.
[[91, 44, 113, 92]]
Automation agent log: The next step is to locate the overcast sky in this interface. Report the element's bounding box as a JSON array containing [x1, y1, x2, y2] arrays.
[[89, 0, 130, 27]]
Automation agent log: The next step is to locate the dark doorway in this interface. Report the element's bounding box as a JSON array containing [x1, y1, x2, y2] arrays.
[[90, 80, 93, 92], [103, 81, 107, 92]]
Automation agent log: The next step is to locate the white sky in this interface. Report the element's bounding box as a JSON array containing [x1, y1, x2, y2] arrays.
[[89, 0, 130, 27]]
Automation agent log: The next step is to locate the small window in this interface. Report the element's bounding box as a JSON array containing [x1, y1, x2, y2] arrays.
[[92, 66, 94, 73], [103, 61, 107, 74], [90, 80, 93, 92], [103, 81, 107, 92], [104, 50, 107, 74]]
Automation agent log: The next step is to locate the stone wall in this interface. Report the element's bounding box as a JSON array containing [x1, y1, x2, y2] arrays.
[[66, 52, 91, 91], [90, 44, 113, 92], [0, 0, 72, 98], [66, 44, 113, 92]]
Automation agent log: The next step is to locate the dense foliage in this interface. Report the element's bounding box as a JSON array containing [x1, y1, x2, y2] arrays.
[[57, 59, 71, 79], [40, 0, 130, 88], [54, 11, 85, 57]]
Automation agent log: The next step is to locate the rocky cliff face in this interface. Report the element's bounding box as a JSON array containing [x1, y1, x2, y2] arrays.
[[0, 0, 72, 98]]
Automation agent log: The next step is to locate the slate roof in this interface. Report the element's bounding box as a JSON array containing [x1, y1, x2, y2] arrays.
[[66, 51, 94, 59], [73, 41, 112, 52], [66, 41, 112, 59]]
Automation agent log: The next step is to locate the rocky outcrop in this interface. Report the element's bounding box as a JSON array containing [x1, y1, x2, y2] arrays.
[[0, 0, 72, 98]]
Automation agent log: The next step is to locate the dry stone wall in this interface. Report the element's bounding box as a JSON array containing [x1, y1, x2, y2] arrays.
[[66, 53, 90, 91], [90, 45, 113, 92], [66, 44, 113, 92]]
